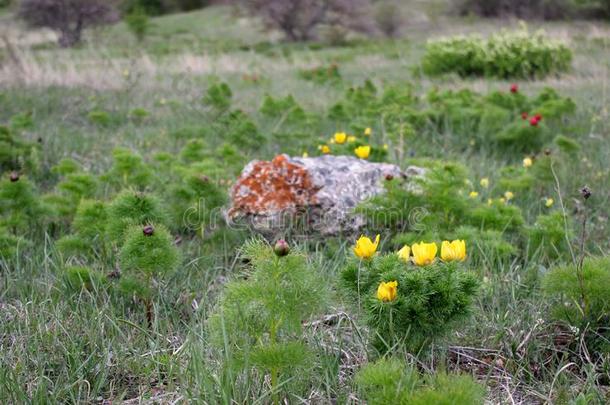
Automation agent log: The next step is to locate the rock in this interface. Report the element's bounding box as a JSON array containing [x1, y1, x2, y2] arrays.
[[227, 154, 424, 235]]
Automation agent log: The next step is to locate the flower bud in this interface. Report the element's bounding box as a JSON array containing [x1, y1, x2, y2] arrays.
[[143, 225, 155, 236], [580, 186, 592, 200], [274, 239, 290, 257], [9, 172, 20, 182]]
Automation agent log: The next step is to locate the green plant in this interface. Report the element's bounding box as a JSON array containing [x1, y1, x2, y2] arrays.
[[119, 223, 179, 324], [0, 124, 39, 175], [0, 173, 43, 235], [355, 357, 485, 404], [106, 190, 168, 244], [125, 8, 150, 42], [298, 64, 341, 84], [208, 239, 327, 402], [341, 251, 479, 353], [203, 82, 232, 110], [543, 257, 610, 350], [422, 29, 572, 78], [101, 148, 152, 190]]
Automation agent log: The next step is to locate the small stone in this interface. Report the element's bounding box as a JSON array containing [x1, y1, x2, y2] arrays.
[[143, 225, 155, 236]]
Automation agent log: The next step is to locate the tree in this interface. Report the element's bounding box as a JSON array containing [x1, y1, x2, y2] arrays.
[[18, 0, 120, 47], [240, 0, 373, 42]]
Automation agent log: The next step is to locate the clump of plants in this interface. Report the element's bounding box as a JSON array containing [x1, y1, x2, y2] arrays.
[[355, 357, 485, 404], [119, 224, 180, 324], [543, 256, 610, 352], [298, 63, 341, 84], [422, 28, 572, 78], [0, 124, 39, 174], [207, 239, 328, 401], [342, 235, 479, 352], [0, 172, 44, 235]]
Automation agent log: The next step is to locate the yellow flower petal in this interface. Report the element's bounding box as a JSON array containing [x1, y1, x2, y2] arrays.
[[377, 280, 398, 302], [353, 234, 380, 259], [397, 245, 411, 262], [354, 145, 371, 159], [441, 240, 466, 262], [411, 242, 437, 266]]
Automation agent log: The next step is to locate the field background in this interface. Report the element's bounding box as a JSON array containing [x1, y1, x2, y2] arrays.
[[1, 0, 610, 403]]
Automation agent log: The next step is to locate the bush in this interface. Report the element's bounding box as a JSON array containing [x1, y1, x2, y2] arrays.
[[356, 357, 485, 404], [375, 0, 404, 38], [342, 247, 479, 353], [207, 239, 327, 400], [422, 29, 572, 79], [18, 0, 120, 47], [125, 8, 150, 42], [543, 257, 610, 350], [238, 0, 373, 42], [455, 0, 573, 19]]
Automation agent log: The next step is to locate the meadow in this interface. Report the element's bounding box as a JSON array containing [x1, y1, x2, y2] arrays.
[[1, 1, 610, 403]]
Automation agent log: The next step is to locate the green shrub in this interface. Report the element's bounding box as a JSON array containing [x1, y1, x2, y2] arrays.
[[119, 224, 179, 283], [422, 29, 572, 78], [203, 82, 232, 110], [106, 190, 168, 244], [125, 8, 150, 42], [0, 124, 39, 174], [342, 251, 479, 352], [543, 257, 610, 350], [208, 239, 327, 400], [0, 174, 43, 234], [101, 148, 152, 190], [356, 357, 485, 404], [0, 226, 28, 259], [298, 63, 341, 84], [528, 211, 573, 260]]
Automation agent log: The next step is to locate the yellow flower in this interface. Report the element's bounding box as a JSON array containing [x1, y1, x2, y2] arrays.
[[383, 144, 388, 150], [364, 127, 372, 136], [523, 157, 533, 168], [353, 234, 380, 259], [302, 151, 309, 158], [354, 145, 371, 159], [377, 281, 398, 302], [487, 198, 493, 206], [347, 135, 357, 143], [504, 191, 514, 201], [499, 197, 506, 204], [334, 132, 347, 144], [469, 191, 479, 199], [397, 245, 411, 262], [480, 178, 489, 188], [441, 240, 466, 262], [545, 198, 554, 207], [411, 242, 437, 266], [320, 145, 331, 154]]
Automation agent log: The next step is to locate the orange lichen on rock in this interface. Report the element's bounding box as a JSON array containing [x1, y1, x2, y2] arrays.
[[229, 155, 319, 217]]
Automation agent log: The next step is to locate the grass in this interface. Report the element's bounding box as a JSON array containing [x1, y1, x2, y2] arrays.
[[1, 1, 610, 403]]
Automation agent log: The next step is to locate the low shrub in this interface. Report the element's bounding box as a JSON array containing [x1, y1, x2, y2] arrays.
[[543, 257, 610, 351], [207, 239, 328, 400], [422, 29, 572, 78], [342, 236, 479, 352], [356, 357, 485, 404]]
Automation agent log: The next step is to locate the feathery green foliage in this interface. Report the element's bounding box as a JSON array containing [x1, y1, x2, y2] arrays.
[[356, 357, 485, 404], [342, 253, 479, 352], [208, 239, 328, 400], [106, 190, 168, 244]]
